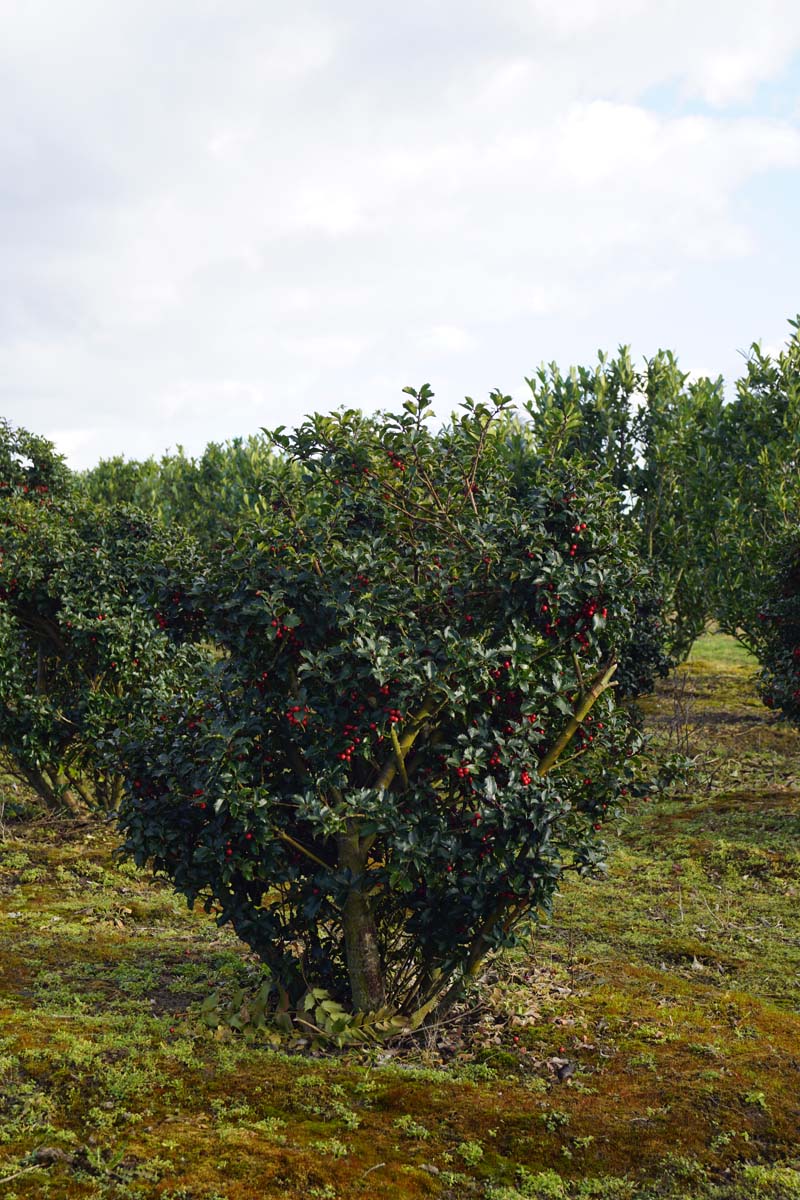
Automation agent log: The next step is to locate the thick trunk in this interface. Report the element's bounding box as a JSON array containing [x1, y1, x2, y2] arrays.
[[19, 763, 83, 815], [337, 828, 385, 1012]]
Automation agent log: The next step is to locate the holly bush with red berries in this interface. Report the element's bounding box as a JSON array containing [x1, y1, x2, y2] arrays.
[[521, 347, 725, 666], [0, 416, 72, 500], [115, 390, 677, 1021], [501, 410, 674, 697]]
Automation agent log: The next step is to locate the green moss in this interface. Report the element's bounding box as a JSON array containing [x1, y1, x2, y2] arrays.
[[1, 658, 800, 1197]]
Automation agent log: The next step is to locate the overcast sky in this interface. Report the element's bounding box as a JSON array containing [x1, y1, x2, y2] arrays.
[[2, 1, 799, 468]]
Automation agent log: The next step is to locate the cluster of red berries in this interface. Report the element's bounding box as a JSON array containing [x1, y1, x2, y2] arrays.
[[286, 704, 310, 729], [346, 689, 369, 716], [338, 722, 363, 761], [188, 785, 208, 811], [574, 715, 599, 749], [0, 481, 47, 494], [386, 450, 406, 471], [538, 590, 562, 638], [581, 599, 608, 620]]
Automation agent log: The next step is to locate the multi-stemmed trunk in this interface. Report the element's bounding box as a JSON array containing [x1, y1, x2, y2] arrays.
[[335, 661, 617, 1017]]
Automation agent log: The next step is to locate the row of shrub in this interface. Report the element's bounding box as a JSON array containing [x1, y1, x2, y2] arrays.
[[1, 317, 798, 1024]]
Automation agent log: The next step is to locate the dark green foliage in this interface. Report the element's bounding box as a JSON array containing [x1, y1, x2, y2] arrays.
[[0, 416, 72, 499], [0, 436, 203, 811], [608, 577, 672, 699], [708, 318, 800, 655], [755, 533, 800, 722], [116, 391, 672, 1018]]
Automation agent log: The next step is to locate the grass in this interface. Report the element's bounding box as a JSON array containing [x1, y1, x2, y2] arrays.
[[686, 629, 756, 671], [0, 634, 799, 1198]]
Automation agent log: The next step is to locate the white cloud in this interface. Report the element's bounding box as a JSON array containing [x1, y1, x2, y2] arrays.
[[158, 379, 265, 422], [45, 427, 100, 460], [281, 335, 370, 370], [420, 325, 474, 352], [691, 7, 800, 107]]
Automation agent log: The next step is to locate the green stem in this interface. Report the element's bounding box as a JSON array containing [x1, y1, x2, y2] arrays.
[[374, 694, 446, 792], [537, 659, 617, 777]]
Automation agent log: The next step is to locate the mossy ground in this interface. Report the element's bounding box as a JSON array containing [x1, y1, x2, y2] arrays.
[[1, 637, 799, 1199]]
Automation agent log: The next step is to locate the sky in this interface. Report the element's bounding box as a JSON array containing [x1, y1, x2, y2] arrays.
[[1, 0, 799, 469]]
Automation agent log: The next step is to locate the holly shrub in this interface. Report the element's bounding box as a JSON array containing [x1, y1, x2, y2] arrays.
[[706, 317, 800, 656], [522, 347, 725, 665], [0, 416, 73, 500], [116, 390, 677, 1022], [0, 431, 204, 812], [501, 409, 674, 697], [80, 433, 290, 549], [755, 533, 800, 721], [607, 576, 672, 699]]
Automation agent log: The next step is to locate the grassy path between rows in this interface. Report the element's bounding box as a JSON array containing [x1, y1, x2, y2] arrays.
[[1, 633, 799, 1199]]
